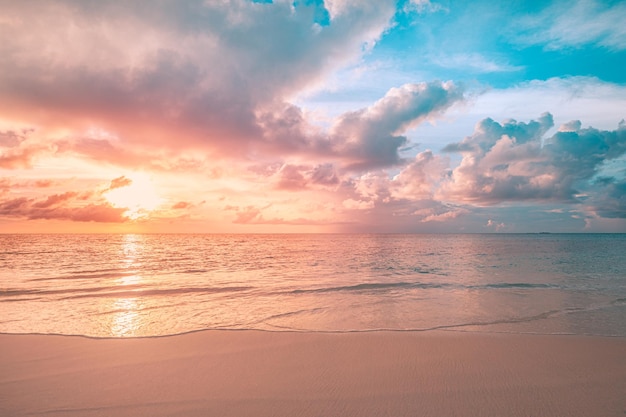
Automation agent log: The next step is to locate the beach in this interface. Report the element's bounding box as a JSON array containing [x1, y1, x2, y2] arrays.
[[1, 330, 625, 417]]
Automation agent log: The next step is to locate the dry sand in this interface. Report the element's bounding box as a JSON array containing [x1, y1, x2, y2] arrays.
[[1, 330, 625, 417]]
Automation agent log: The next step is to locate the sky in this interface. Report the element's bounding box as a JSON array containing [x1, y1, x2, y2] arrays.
[[1, 0, 625, 233]]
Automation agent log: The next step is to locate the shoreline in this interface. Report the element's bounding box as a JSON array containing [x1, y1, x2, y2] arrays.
[[2, 326, 626, 340], [2, 330, 625, 417]]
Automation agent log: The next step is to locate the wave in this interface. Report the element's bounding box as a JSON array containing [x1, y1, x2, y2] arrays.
[[0, 296, 43, 303], [3, 296, 624, 338], [0, 285, 254, 300], [289, 280, 558, 294], [0, 279, 564, 303], [413, 266, 448, 275], [257, 307, 326, 322], [1, 284, 144, 298], [60, 286, 254, 300], [93, 301, 189, 316], [471, 283, 559, 289], [29, 271, 140, 282], [290, 281, 450, 294]]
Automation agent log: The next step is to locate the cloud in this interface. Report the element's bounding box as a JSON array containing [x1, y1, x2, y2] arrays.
[[342, 198, 375, 210], [172, 201, 191, 210], [0, 177, 58, 194], [29, 203, 129, 223], [274, 164, 309, 191], [351, 171, 393, 203], [0, 129, 31, 147], [590, 178, 626, 219], [228, 204, 314, 225], [0, 178, 10, 193], [2, 2, 624, 233], [486, 219, 507, 232], [0, 145, 48, 169], [309, 163, 341, 186], [0, 3, 465, 180], [391, 150, 448, 200], [513, 0, 626, 51], [430, 53, 523, 74], [231, 205, 263, 224], [404, 0, 448, 14], [0, 0, 397, 160], [546, 120, 626, 180], [0, 197, 31, 214], [31, 191, 79, 209], [273, 163, 340, 191], [34, 179, 55, 188], [0, 194, 127, 223], [108, 176, 132, 190], [415, 206, 468, 223], [441, 113, 626, 207], [331, 81, 464, 169], [0, 129, 50, 169], [0, 177, 136, 223], [254, 80, 464, 170]]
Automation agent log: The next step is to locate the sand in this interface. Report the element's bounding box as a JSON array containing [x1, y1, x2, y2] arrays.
[[1, 330, 625, 417]]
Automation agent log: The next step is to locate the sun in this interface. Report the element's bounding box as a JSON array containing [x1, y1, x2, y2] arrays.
[[104, 174, 162, 219]]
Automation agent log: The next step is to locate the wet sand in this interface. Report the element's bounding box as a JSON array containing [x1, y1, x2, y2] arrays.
[[1, 330, 625, 416]]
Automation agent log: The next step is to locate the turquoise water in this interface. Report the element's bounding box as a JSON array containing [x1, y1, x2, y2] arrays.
[[1, 234, 625, 337]]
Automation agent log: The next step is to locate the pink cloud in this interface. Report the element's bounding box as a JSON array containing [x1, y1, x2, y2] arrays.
[[0, 145, 47, 169], [34, 179, 55, 188], [272, 163, 341, 191], [0, 180, 131, 223], [31, 191, 79, 209], [230, 203, 340, 226], [0, 178, 11, 193], [0, 130, 30, 147], [0, 197, 31, 214], [391, 150, 448, 200], [108, 176, 132, 190], [0, 3, 468, 181], [28, 203, 128, 223], [232, 206, 263, 224], [0, 0, 397, 163], [342, 198, 375, 210], [172, 201, 191, 209]]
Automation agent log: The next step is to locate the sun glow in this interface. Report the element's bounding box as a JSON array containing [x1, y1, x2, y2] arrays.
[[104, 174, 162, 219]]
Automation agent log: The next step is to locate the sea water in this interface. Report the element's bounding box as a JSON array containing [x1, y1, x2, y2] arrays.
[[1, 234, 625, 337]]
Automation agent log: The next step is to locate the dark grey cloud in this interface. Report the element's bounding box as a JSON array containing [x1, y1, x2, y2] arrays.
[[442, 114, 626, 216], [590, 177, 626, 219], [544, 120, 626, 181]]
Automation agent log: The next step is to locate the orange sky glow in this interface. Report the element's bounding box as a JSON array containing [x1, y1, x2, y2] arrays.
[[1, 1, 625, 233]]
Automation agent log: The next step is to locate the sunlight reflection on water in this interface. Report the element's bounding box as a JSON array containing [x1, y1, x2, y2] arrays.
[[110, 235, 144, 337], [111, 297, 140, 337]]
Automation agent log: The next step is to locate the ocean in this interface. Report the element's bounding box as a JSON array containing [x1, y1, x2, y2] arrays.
[[1, 233, 625, 338]]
